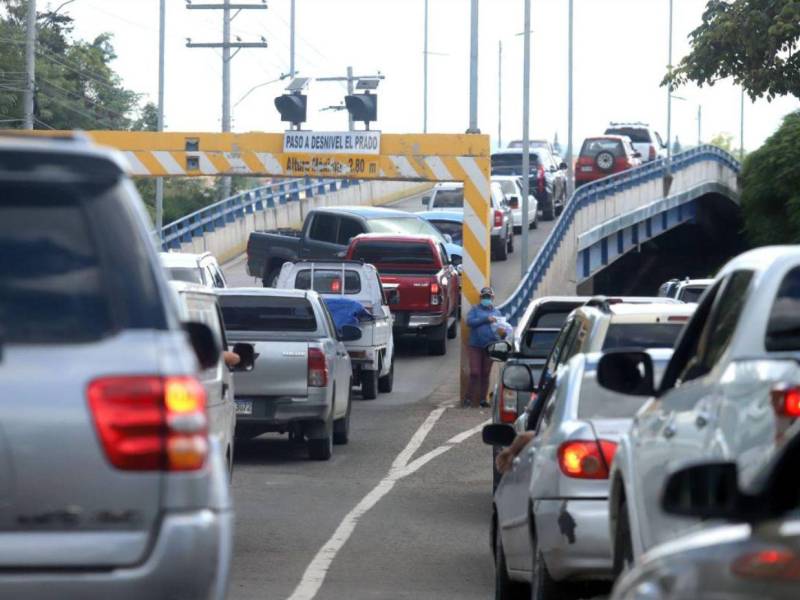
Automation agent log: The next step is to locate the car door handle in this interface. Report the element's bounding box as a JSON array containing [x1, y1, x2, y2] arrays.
[[663, 424, 677, 439], [695, 412, 711, 429], [222, 383, 229, 400]]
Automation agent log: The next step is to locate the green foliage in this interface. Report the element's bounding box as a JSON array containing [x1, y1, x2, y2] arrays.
[[666, 0, 800, 101], [709, 132, 734, 152], [740, 111, 800, 246]]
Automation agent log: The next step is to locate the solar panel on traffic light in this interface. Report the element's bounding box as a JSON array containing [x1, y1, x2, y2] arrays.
[[274, 94, 307, 127], [344, 93, 377, 126]]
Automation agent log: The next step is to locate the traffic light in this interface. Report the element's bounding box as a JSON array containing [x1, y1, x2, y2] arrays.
[[344, 93, 377, 128], [274, 94, 307, 128]]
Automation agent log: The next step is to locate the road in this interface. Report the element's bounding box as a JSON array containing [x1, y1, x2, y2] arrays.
[[225, 193, 555, 600]]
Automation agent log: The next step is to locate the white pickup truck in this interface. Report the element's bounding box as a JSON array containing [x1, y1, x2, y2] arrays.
[[276, 260, 395, 400]]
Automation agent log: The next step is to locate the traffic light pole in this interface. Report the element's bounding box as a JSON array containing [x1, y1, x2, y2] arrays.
[[316, 69, 384, 131]]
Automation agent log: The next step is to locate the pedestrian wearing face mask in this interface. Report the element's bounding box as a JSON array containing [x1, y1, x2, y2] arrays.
[[465, 287, 502, 408]]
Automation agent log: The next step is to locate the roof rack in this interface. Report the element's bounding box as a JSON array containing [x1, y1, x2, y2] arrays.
[[585, 296, 624, 313]]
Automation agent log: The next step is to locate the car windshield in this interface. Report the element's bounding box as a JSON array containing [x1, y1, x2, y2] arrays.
[[605, 127, 652, 143], [678, 285, 707, 303], [167, 267, 204, 285], [220, 295, 317, 331], [580, 139, 624, 157], [431, 189, 464, 208], [295, 269, 361, 294], [368, 217, 445, 242], [428, 219, 463, 244], [491, 152, 542, 175], [495, 180, 517, 196], [601, 323, 684, 350], [350, 241, 436, 267]]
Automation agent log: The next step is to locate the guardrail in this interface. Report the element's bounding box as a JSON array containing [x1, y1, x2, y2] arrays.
[[159, 177, 361, 251], [498, 145, 740, 325]]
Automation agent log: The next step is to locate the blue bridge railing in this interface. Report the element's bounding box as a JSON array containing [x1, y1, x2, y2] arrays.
[[498, 145, 740, 326], [159, 177, 362, 251]]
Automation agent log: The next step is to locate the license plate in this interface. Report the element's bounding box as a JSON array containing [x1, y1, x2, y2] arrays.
[[580, 166, 593, 172], [235, 400, 253, 416]]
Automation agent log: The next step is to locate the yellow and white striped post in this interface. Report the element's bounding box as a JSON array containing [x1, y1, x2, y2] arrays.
[[9, 129, 492, 400]]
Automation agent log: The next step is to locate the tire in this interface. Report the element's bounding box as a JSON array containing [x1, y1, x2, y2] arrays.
[[361, 368, 379, 400], [378, 357, 394, 393], [495, 237, 508, 261], [447, 317, 458, 340], [541, 199, 555, 222], [507, 230, 514, 254], [595, 150, 615, 173], [428, 323, 447, 356], [262, 267, 281, 288], [613, 498, 635, 577], [531, 215, 538, 230], [333, 385, 351, 445], [308, 415, 333, 461], [495, 527, 527, 600], [530, 526, 573, 600]]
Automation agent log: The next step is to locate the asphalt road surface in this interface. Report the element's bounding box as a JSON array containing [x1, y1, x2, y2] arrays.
[[224, 192, 556, 600]]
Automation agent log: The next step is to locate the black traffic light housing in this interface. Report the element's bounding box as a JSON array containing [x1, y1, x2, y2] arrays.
[[274, 93, 307, 129], [344, 92, 378, 130]]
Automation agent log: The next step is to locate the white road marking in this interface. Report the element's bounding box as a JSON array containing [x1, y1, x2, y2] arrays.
[[285, 409, 488, 600]]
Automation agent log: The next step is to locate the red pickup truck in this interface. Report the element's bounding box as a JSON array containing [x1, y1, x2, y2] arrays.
[[346, 234, 460, 355]]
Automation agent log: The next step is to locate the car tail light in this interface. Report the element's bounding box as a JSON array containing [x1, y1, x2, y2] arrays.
[[557, 439, 618, 479], [732, 549, 800, 580], [537, 166, 545, 195], [308, 347, 329, 387], [498, 383, 517, 423], [331, 278, 341, 293], [771, 384, 800, 418], [88, 376, 208, 472], [430, 281, 442, 306], [667, 315, 690, 323], [649, 145, 656, 161], [494, 210, 503, 227]]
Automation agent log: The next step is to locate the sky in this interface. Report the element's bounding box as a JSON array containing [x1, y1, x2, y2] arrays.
[[50, 0, 800, 153]]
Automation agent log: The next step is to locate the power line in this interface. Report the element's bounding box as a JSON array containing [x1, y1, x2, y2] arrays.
[[37, 76, 133, 121]]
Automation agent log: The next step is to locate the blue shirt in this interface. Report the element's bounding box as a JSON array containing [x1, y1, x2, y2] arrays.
[[467, 304, 502, 348]]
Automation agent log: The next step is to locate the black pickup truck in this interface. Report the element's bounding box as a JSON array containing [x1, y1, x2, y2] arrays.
[[246, 206, 457, 286]]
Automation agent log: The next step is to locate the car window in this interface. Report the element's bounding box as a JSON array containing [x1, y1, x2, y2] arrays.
[[337, 217, 365, 246], [604, 127, 652, 143], [678, 285, 707, 303], [295, 269, 362, 294], [429, 220, 463, 244], [220, 295, 318, 332], [696, 271, 753, 374], [543, 319, 576, 377], [490, 152, 543, 176], [431, 188, 464, 209], [438, 244, 449, 264], [580, 139, 624, 158], [350, 240, 437, 270], [210, 264, 226, 288], [367, 217, 445, 243], [766, 266, 800, 351], [496, 180, 517, 196], [309, 213, 338, 244], [167, 267, 204, 285], [319, 301, 339, 337], [601, 323, 685, 350]]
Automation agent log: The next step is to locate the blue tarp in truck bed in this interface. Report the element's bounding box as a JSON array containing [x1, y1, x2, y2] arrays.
[[322, 297, 373, 331]]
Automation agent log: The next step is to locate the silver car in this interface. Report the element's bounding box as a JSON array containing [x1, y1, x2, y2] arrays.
[[612, 425, 800, 600], [484, 350, 672, 599], [0, 136, 233, 598]]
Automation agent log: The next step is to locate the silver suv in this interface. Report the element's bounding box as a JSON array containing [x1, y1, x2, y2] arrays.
[[0, 136, 233, 599]]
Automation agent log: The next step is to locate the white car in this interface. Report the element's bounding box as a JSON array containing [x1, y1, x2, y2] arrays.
[[604, 122, 666, 162], [160, 251, 227, 288], [598, 246, 800, 574], [275, 260, 395, 400], [491, 175, 538, 231]]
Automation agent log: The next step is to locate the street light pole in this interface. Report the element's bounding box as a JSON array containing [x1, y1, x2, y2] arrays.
[[666, 0, 673, 165], [467, 0, 479, 133], [423, 0, 428, 133], [697, 104, 702, 146], [521, 0, 531, 277], [23, 0, 36, 130], [156, 0, 166, 244], [289, 0, 295, 77], [566, 0, 574, 196], [497, 40, 502, 147], [739, 88, 745, 161]]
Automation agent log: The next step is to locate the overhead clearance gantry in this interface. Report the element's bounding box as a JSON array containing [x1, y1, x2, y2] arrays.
[[22, 129, 492, 399]]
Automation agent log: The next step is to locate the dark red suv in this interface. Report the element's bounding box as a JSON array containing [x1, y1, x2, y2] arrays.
[[575, 135, 642, 188]]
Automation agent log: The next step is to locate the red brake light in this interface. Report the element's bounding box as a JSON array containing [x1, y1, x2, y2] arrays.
[[498, 383, 517, 423], [88, 376, 208, 472], [331, 278, 341, 293], [308, 347, 329, 387], [771, 385, 800, 417], [557, 439, 617, 479], [430, 282, 440, 295], [667, 315, 689, 322], [732, 549, 800, 580], [494, 210, 503, 227], [537, 166, 545, 195]]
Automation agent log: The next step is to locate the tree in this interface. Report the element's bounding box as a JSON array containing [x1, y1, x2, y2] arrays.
[[666, 0, 800, 101], [740, 111, 800, 246], [709, 132, 734, 152]]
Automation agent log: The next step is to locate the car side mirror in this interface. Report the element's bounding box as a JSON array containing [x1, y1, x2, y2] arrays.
[[549, 165, 557, 172], [662, 462, 750, 520], [632, 151, 642, 159], [502, 363, 536, 392], [487, 340, 512, 362], [339, 324, 362, 342], [184, 322, 221, 371], [450, 254, 462, 267], [422, 196, 431, 206], [596, 350, 656, 396], [230, 342, 256, 372], [559, 161, 568, 170], [507, 194, 520, 209], [482, 423, 517, 447]]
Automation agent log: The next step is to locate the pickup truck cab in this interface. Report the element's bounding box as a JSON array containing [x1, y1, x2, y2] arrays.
[[275, 260, 395, 399], [346, 234, 460, 356], [246, 206, 463, 287], [218, 288, 356, 460]]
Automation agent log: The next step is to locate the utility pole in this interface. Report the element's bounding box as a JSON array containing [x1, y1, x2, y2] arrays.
[[23, 0, 36, 130], [521, 0, 531, 276], [666, 0, 673, 166], [697, 104, 702, 147], [467, 0, 479, 133], [156, 0, 166, 244], [423, 0, 428, 133], [497, 40, 502, 147], [186, 0, 267, 199], [289, 0, 295, 77], [316, 69, 385, 131], [566, 0, 574, 196], [739, 88, 745, 161]]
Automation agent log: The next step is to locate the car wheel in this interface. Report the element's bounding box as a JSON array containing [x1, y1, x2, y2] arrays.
[[428, 323, 447, 356], [360, 369, 379, 400], [308, 414, 333, 461], [541, 199, 555, 221], [378, 357, 394, 393], [495, 237, 508, 261], [495, 527, 528, 600], [333, 384, 351, 445], [447, 317, 458, 340], [613, 498, 635, 577], [507, 230, 514, 253], [531, 214, 538, 230]]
